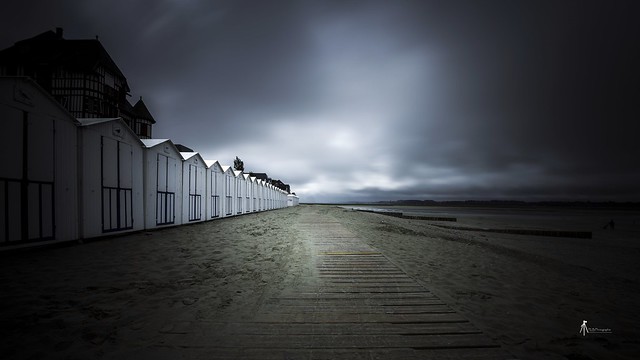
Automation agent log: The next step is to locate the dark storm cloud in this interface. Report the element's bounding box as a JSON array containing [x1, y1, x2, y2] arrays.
[[2, 0, 639, 202]]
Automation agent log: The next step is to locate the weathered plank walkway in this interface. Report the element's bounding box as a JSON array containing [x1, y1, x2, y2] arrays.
[[146, 210, 513, 359]]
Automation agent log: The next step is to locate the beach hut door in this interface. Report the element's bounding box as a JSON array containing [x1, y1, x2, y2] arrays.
[[188, 164, 201, 221], [0, 113, 55, 244], [156, 154, 176, 225], [211, 172, 219, 218], [101, 137, 133, 232]]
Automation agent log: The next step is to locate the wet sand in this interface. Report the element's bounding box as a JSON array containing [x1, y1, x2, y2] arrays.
[[1, 205, 639, 359]]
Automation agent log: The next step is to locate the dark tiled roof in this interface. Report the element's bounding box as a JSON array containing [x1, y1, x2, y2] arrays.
[[0, 29, 130, 92], [174, 144, 194, 152], [133, 97, 156, 124], [122, 99, 135, 113], [249, 172, 270, 181]]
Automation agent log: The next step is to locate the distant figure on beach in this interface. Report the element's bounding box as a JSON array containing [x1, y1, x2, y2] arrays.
[[603, 219, 615, 230], [580, 320, 588, 336]]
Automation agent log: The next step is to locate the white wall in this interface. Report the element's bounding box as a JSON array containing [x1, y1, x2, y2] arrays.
[[0, 78, 78, 246], [205, 161, 223, 220], [78, 119, 144, 239], [143, 141, 182, 229], [181, 153, 206, 223]]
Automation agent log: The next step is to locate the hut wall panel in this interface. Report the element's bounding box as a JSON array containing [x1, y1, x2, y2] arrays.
[[0, 79, 78, 246], [206, 167, 222, 220], [0, 105, 23, 179], [182, 157, 206, 223], [80, 121, 144, 239], [143, 145, 182, 230]]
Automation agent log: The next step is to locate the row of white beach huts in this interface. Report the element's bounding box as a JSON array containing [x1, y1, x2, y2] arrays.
[[0, 77, 299, 250]]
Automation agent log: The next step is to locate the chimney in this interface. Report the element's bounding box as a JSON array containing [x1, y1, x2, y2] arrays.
[[55, 27, 63, 39]]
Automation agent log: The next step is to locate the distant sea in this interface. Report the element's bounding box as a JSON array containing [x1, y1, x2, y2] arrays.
[[342, 205, 640, 233]]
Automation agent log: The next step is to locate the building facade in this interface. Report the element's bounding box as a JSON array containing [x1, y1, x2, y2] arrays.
[[0, 28, 154, 139]]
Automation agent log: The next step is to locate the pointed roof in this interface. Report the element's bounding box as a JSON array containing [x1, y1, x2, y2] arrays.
[[205, 160, 223, 172], [77, 117, 121, 126], [0, 77, 80, 125], [179, 152, 199, 161], [140, 138, 169, 148], [221, 165, 234, 173], [77, 117, 144, 146], [140, 139, 181, 155], [133, 96, 156, 124]]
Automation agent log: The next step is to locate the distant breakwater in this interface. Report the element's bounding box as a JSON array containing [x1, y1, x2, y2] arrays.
[[352, 208, 457, 222], [351, 208, 592, 239], [433, 224, 592, 239]]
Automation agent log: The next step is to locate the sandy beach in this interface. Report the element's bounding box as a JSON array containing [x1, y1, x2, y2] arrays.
[[1, 205, 639, 359]]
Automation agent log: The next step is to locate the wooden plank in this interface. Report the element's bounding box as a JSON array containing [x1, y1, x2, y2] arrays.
[[254, 312, 468, 323], [156, 333, 497, 350], [260, 305, 455, 314], [273, 298, 446, 306], [275, 292, 437, 299], [214, 321, 481, 335]]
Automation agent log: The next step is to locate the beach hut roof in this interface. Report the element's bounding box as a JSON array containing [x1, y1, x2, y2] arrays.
[[180, 152, 207, 166], [1, 77, 80, 125], [77, 117, 144, 146], [221, 165, 233, 173], [77, 117, 121, 126], [233, 170, 243, 177], [140, 139, 181, 156], [140, 139, 167, 148], [179, 152, 198, 161], [205, 160, 223, 172]]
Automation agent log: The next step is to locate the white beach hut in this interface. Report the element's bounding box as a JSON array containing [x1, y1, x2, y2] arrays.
[[205, 160, 223, 220], [77, 117, 144, 239], [0, 77, 79, 247], [243, 173, 253, 214], [249, 176, 258, 212], [234, 170, 244, 215], [257, 179, 265, 212], [180, 152, 206, 223], [141, 139, 183, 229], [221, 165, 235, 217], [287, 194, 299, 207], [268, 184, 275, 210]]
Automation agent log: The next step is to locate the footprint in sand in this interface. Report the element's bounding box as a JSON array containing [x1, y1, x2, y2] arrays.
[[182, 297, 199, 305]]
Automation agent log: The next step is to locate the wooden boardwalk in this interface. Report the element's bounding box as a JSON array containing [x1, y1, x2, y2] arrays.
[[149, 211, 513, 359]]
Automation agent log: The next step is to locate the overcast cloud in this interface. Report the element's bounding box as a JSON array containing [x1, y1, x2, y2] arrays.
[[2, 0, 639, 202]]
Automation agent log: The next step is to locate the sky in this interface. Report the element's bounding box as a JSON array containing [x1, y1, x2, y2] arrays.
[[2, 0, 639, 203]]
